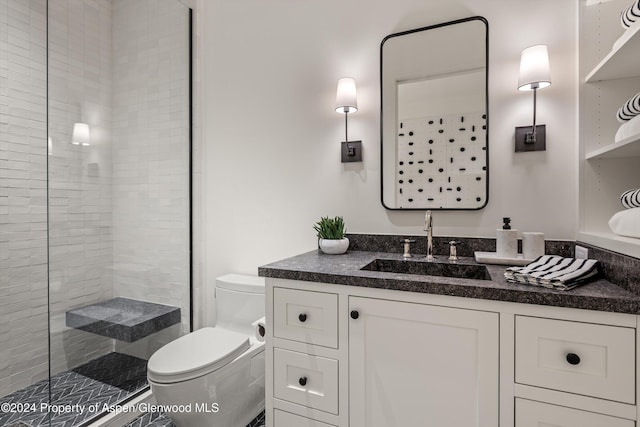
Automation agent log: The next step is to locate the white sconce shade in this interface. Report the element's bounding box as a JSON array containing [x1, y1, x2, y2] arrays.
[[515, 44, 551, 151], [518, 45, 551, 91], [335, 77, 358, 113], [335, 77, 362, 162], [48, 137, 53, 155], [72, 122, 91, 146]]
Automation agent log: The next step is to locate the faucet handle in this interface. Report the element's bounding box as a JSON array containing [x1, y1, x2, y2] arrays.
[[448, 240, 459, 261], [401, 239, 416, 259]]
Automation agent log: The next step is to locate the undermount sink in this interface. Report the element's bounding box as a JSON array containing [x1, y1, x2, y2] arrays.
[[361, 258, 491, 281]]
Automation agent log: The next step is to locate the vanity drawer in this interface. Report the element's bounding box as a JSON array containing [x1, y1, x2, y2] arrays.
[[515, 399, 634, 427], [273, 287, 338, 348], [274, 409, 337, 427], [515, 316, 635, 403], [273, 348, 339, 415]]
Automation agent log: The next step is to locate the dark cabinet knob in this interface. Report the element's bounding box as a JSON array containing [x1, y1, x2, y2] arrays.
[[350, 310, 359, 320], [299, 376, 307, 386], [566, 353, 581, 365], [298, 313, 307, 322]]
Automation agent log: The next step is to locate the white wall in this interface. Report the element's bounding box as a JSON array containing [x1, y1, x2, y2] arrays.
[[199, 0, 578, 316]]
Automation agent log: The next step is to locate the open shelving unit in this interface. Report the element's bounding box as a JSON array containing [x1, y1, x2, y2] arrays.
[[579, 0, 640, 258]]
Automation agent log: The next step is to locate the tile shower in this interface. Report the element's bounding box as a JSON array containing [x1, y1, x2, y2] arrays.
[[0, 0, 191, 426]]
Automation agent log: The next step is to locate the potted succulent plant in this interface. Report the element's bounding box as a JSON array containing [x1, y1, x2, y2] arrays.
[[314, 216, 349, 255]]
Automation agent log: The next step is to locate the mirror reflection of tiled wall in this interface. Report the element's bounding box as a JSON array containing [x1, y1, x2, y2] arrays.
[[396, 112, 487, 209]]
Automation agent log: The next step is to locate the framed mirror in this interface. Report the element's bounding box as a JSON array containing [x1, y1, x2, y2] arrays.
[[381, 16, 489, 210]]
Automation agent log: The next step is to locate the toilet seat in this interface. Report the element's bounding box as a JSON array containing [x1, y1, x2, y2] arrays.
[[147, 327, 250, 384]]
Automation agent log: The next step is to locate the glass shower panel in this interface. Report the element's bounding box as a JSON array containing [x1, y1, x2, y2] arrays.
[[47, 0, 191, 425], [0, 0, 51, 426]]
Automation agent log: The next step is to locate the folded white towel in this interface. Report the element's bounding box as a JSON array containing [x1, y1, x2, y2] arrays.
[[621, 0, 640, 28], [615, 113, 640, 142], [621, 189, 640, 209], [504, 255, 599, 291], [617, 92, 640, 122]]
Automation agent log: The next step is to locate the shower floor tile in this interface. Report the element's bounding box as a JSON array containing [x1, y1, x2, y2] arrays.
[[124, 409, 265, 427], [0, 352, 148, 427]]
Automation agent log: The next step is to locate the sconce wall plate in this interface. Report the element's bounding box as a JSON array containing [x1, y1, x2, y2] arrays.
[[515, 125, 546, 152], [341, 140, 362, 162]]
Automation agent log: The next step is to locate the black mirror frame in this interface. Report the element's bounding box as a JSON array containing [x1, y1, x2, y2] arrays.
[[380, 16, 489, 211]]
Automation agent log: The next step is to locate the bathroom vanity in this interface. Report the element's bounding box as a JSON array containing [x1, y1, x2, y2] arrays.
[[259, 249, 640, 427]]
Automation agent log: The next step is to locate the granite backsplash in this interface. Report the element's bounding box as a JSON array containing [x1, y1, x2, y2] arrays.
[[346, 234, 640, 296], [578, 242, 640, 296]]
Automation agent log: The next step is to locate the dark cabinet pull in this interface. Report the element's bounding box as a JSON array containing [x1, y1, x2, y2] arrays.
[[350, 310, 359, 320], [566, 353, 581, 365], [299, 376, 308, 386], [298, 313, 307, 322]]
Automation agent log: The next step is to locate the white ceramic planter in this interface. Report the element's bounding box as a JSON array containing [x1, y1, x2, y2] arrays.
[[319, 238, 349, 255]]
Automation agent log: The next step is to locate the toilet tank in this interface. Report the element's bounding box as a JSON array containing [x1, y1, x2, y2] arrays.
[[215, 274, 265, 336]]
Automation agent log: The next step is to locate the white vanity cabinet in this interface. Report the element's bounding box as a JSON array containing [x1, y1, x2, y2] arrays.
[[265, 277, 640, 427], [515, 316, 635, 404], [265, 280, 498, 426], [348, 296, 499, 427], [512, 314, 637, 427], [266, 282, 344, 427]]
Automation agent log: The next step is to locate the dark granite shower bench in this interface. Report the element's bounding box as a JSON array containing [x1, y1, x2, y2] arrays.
[[66, 297, 181, 342]]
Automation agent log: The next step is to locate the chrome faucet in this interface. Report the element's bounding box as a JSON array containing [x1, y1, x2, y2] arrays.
[[424, 210, 434, 261]]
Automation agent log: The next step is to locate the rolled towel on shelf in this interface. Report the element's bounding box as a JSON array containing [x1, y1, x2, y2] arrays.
[[609, 207, 640, 239], [616, 92, 640, 123], [504, 255, 600, 291], [621, 189, 640, 209], [621, 0, 640, 28]]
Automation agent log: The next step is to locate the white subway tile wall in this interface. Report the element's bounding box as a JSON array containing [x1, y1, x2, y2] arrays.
[[0, 0, 190, 398], [110, 0, 190, 356], [0, 0, 50, 397], [47, 0, 114, 378]]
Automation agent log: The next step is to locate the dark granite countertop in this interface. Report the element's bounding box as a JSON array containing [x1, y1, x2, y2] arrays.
[[258, 250, 640, 314]]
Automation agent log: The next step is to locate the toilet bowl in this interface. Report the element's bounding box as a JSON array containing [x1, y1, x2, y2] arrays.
[[147, 274, 265, 427]]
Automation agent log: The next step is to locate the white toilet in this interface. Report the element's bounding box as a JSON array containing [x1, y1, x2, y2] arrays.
[[147, 274, 266, 427]]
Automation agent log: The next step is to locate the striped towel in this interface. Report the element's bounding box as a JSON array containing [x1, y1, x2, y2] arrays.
[[621, 188, 640, 208], [617, 92, 640, 123], [621, 0, 640, 28], [504, 255, 600, 291]]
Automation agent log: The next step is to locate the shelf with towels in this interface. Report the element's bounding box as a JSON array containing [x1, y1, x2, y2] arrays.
[[585, 22, 640, 82], [579, 0, 640, 259]]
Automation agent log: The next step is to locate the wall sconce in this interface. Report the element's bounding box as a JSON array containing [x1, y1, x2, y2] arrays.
[[335, 77, 362, 163], [515, 45, 551, 152], [72, 122, 91, 146]]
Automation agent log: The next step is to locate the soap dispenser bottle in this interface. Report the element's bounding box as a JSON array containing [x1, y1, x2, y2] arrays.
[[496, 217, 518, 258]]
